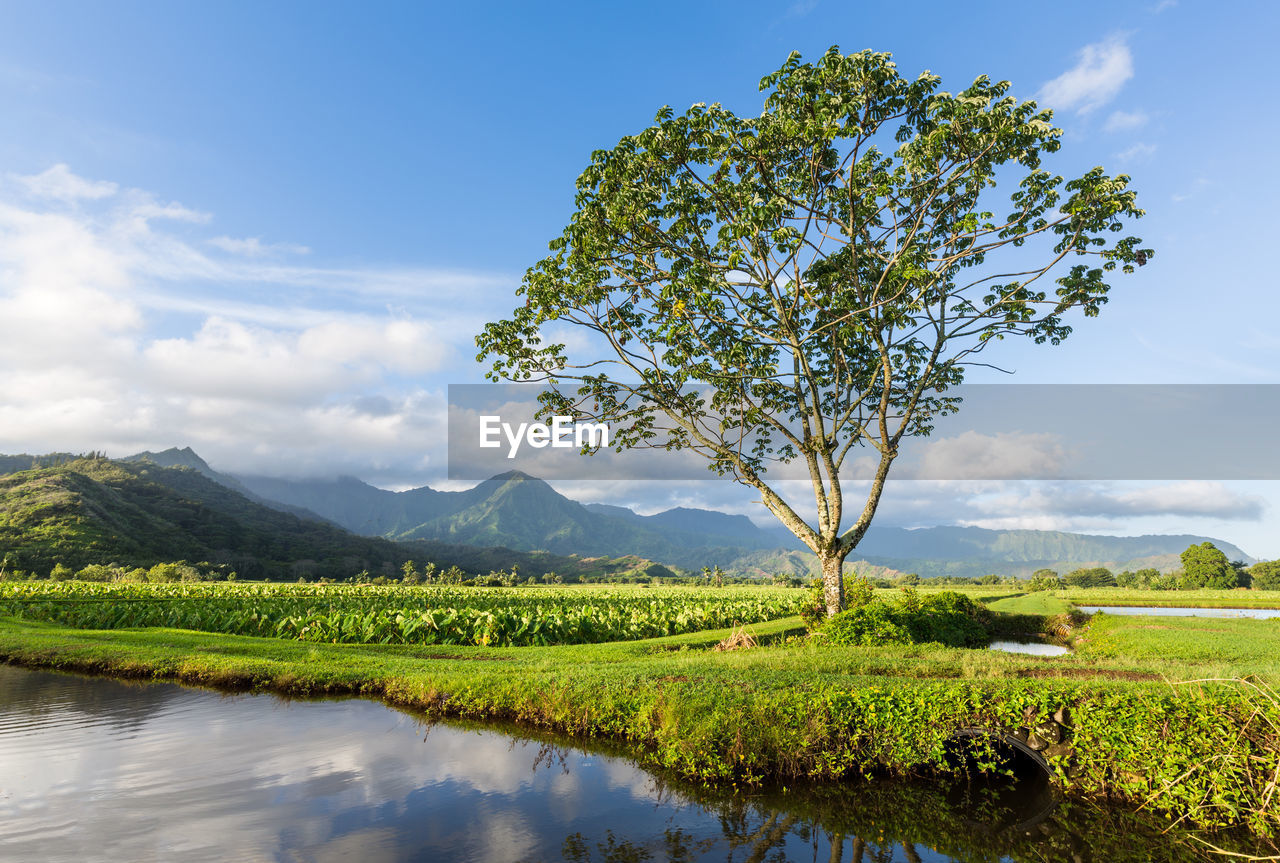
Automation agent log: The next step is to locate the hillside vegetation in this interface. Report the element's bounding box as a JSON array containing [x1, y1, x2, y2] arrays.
[[0, 458, 412, 579]]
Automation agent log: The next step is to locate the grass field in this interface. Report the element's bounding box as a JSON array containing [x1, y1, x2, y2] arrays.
[[983, 592, 1075, 616], [1058, 586, 1280, 608]]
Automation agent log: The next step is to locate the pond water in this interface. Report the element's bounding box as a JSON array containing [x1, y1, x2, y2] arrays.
[[988, 640, 1071, 656], [1079, 605, 1280, 619], [0, 663, 1235, 862]]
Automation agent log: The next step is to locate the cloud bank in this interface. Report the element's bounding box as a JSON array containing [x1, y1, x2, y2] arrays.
[[0, 164, 513, 484]]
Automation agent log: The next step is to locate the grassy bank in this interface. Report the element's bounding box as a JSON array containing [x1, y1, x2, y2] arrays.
[[2, 606, 1277, 842], [1059, 587, 1280, 609]]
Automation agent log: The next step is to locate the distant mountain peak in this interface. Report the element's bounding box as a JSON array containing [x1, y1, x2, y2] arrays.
[[124, 446, 214, 473], [488, 470, 539, 482]]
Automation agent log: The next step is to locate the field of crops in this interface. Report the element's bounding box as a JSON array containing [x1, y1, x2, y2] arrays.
[[0, 582, 807, 647]]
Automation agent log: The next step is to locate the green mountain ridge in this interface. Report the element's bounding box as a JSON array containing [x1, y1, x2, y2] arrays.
[[0, 448, 1257, 580], [229, 453, 1255, 576], [0, 457, 411, 578], [0, 455, 695, 582]]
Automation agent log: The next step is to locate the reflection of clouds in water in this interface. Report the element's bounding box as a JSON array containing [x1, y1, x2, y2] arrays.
[[305, 826, 401, 863], [0, 669, 678, 862], [601, 755, 670, 801], [469, 807, 539, 862]]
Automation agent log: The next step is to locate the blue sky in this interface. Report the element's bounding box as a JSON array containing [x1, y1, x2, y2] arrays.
[[2, 0, 1278, 558]]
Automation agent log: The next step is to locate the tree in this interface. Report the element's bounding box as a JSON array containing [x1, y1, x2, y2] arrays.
[[1250, 560, 1280, 591], [477, 47, 1150, 616], [1180, 542, 1236, 590], [1231, 559, 1250, 589], [1027, 568, 1063, 591], [1065, 567, 1115, 588]]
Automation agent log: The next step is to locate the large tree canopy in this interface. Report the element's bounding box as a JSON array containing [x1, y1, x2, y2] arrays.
[[477, 47, 1151, 615]]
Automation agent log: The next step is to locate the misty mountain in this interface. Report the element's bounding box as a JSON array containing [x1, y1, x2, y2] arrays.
[[5, 447, 1251, 579], [236, 470, 779, 564], [121, 448, 332, 524], [230, 456, 1255, 575]]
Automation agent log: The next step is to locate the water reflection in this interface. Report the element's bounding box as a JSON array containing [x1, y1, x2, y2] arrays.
[[988, 640, 1070, 656], [0, 664, 1261, 862]]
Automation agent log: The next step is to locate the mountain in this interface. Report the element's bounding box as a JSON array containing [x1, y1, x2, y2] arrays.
[[4, 448, 1251, 580], [0, 455, 689, 582], [585, 503, 771, 546], [0, 456, 414, 578], [235, 464, 1255, 577], [121, 448, 327, 523], [236, 470, 783, 562], [848, 525, 1254, 565]]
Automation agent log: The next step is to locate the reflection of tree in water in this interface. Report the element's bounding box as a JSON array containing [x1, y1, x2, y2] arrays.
[[560, 828, 715, 863], [530, 740, 572, 775], [520, 761, 1253, 863], [411, 706, 1276, 863]]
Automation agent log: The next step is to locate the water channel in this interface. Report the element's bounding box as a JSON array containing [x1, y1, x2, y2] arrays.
[[0, 664, 1243, 862]]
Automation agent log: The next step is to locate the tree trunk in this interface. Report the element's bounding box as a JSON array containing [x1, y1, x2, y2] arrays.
[[819, 547, 848, 618]]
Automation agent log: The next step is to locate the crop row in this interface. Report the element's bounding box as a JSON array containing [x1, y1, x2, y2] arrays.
[[0, 583, 806, 646]]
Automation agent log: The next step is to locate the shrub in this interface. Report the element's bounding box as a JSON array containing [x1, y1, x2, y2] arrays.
[[897, 591, 991, 648], [820, 602, 912, 646], [75, 564, 114, 582], [1027, 569, 1063, 591], [1066, 567, 1116, 588], [817, 590, 991, 648]]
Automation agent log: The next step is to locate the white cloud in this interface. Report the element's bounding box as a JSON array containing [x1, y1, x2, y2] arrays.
[[209, 235, 311, 257], [907, 431, 1071, 480], [0, 164, 508, 483], [1115, 142, 1157, 162], [783, 0, 819, 18], [965, 480, 1265, 525], [14, 163, 118, 201], [1104, 109, 1149, 132], [1039, 36, 1134, 115], [1171, 176, 1211, 203]]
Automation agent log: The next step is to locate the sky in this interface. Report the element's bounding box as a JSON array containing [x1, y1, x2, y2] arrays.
[[1, 0, 1278, 558]]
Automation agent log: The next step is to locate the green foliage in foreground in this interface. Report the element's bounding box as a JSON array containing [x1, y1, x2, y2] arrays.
[[0, 582, 806, 647], [0, 612, 1276, 843]]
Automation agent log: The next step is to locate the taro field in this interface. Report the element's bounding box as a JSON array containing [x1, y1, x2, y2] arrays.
[[0, 582, 807, 647]]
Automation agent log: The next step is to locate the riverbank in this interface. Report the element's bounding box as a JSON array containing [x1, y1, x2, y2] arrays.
[[2, 610, 1277, 843]]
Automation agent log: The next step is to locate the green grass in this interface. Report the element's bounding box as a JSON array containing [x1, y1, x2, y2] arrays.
[[984, 592, 1074, 616], [1078, 612, 1280, 677], [1060, 587, 1280, 609]]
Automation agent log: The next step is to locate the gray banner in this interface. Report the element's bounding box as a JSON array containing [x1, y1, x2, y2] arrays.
[[447, 383, 1280, 481]]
